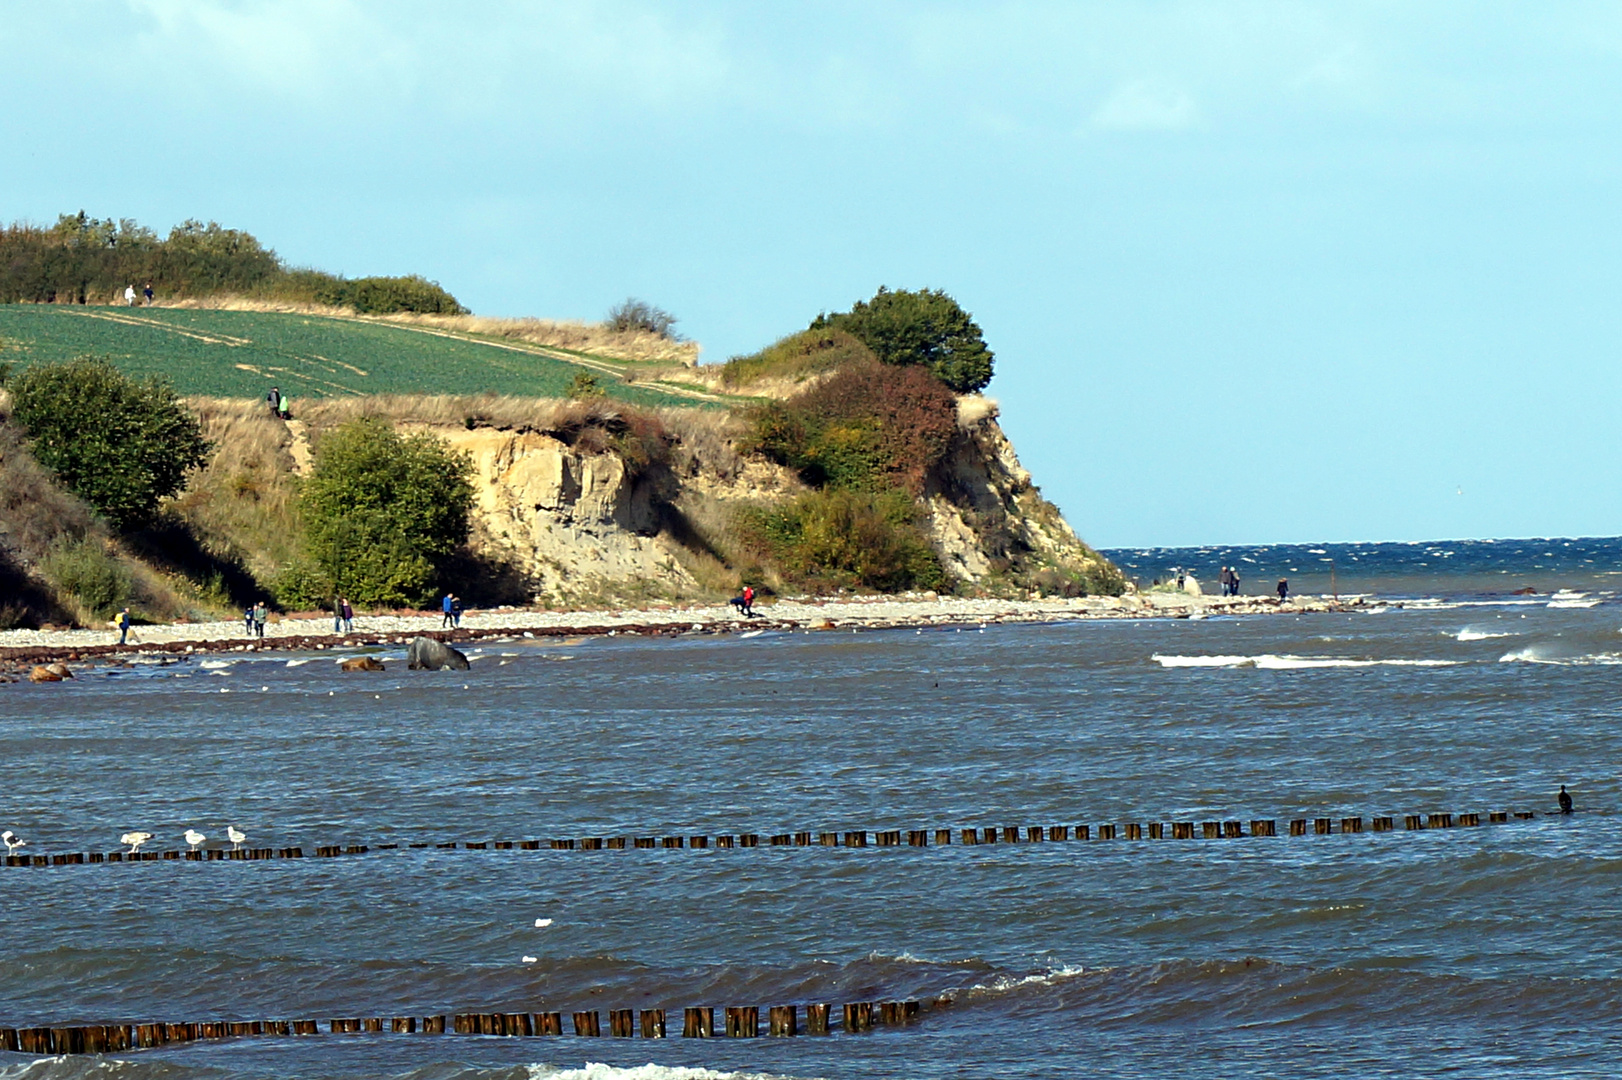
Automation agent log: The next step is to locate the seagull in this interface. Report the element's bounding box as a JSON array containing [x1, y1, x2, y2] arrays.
[[121, 831, 154, 854], [185, 829, 206, 852], [1559, 785, 1574, 814], [533, 918, 553, 928], [1, 831, 25, 855], [226, 826, 246, 851]]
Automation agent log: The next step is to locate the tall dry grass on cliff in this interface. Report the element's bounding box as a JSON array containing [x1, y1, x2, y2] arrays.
[[163, 295, 700, 365]]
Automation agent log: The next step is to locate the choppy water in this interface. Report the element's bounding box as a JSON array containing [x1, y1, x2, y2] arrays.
[[3, 538, 1622, 1078]]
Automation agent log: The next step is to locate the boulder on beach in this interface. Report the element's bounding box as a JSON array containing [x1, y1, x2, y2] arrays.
[[339, 656, 386, 672], [29, 664, 68, 683], [406, 636, 470, 671]]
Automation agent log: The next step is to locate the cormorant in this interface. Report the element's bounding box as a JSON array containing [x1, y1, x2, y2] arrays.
[[1558, 785, 1574, 814]]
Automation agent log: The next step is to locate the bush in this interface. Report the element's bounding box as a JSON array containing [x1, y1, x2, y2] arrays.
[[40, 538, 131, 617], [9, 357, 212, 530], [752, 361, 958, 496], [813, 286, 994, 393], [737, 489, 943, 593], [346, 275, 468, 315], [566, 372, 605, 400], [719, 328, 875, 388], [606, 298, 679, 339], [300, 419, 475, 607]]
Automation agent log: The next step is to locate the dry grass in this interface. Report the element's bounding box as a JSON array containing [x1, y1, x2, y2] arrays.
[[169, 398, 303, 579], [162, 295, 702, 365]]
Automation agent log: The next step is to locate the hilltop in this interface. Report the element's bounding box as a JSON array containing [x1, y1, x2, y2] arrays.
[[0, 304, 714, 409]]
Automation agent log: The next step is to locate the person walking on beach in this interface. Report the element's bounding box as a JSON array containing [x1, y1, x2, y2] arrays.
[[116, 607, 132, 645], [451, 595, 463, 627], [333, 598, 345, 633], [1230, 567, 1241, 596], [340, 597, 354, 633], [441, 593, 456, 628], [243, 607, 254, 636], [1276, 578, 1289, 602], [1218, 567, 1231, 596], [742, 584, 755, 616], [251, 602, 267, 639]]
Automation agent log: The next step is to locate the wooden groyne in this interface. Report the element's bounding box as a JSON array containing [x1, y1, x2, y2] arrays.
[[0, 811, 1538, 868], [0, 999, 927, 1055]]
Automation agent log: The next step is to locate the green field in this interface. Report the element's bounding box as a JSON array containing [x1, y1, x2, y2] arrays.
[[0, 305, 720, 407]]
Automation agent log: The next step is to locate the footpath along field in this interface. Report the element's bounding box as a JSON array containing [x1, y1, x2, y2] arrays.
[[0, 305, 718, 406]]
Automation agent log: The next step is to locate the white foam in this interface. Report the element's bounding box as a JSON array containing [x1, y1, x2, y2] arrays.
[[529, 1066, 815, 1080], [1455, 628, 1517, 642], [198, 660, 234, 670], [1548, 599, 1600, 609], [285, 658, 314, 667], [959, 963, 1087, 994], [1152, 654, 1251, 667], [1500, 647, 1622, 666]]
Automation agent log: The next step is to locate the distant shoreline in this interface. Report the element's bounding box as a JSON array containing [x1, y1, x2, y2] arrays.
[[0, 591, 1356, 675]]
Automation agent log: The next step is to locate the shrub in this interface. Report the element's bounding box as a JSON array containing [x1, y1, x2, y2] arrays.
[[606, 298, 679, 339], [300, 419, 475, 607], [566, 372, 605, 400], [719, 328, 874, 388], [737, 489, 944, 593], [549, 399, 671, 479], [9, 357, 212, 530], [40, 538, 131, 617], [345, 275, 468, 315], [813, 286, 994, 393], [752, 361, 958, 496]]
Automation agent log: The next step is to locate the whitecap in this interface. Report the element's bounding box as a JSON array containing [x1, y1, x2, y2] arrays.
[[285, 658, 314, 667], [528, 1065, 810, 1080], [1456, 628, 1516, 642], [198, 660, 234, 670], [1152, 654, 1252, 668]]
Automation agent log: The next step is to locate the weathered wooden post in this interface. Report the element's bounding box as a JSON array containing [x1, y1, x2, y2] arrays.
[[534, 1013, 561, 1036], [1489, 812, 1508, 824], [843, 1002, 873, 1032], [1075, 825, 1091, 840], [907, 830, 929, 846], [392, 1017, 416, 1033], [1372, 816, 1393, 832], [771, 834, 791, 846], [820, 832, 839, 846], [716, 835, 735, 848], [422, 1016, 446, 1034], [572, 1011, 600, 1037], [795, 832, 813, 846], [844, 831, 867, 847], [640, 1009, 666, 1038], [1224, 821, 1243, 838], [961, 828, 979, 845], [1314, 818, 1333, 835], [769, 1005, 797, 1036], [1342, 817, 1363, 833], [609, 1009, 634, 1037], [1097, 824, 1116, 840], [806, 1003, 831, 1035], [739, 834, 759, 847], [725, 1006, 759, 1037], [662, 836, 684, 848], [1289, 819, 1307, 836], [1051, 825, 1070, 841], [1251, 819, 1276, 837], [1125, 823, 1142, 840], [934, 828, 952, 845], [1405, 814, 1424, 830], [683, 1007, 713, 1037]]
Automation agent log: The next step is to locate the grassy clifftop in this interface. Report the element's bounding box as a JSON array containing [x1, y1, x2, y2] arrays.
[[0, 305, 718, 408]]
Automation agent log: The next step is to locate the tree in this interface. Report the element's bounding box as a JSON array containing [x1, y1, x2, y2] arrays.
[[300, 418, 475, 607], [8, 358, 211, 529], [812, 286, 995, 393], [606, 297, 679, 338]]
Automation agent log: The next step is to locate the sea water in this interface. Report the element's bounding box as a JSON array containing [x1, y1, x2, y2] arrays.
[[1, 537, 1619, 1078]]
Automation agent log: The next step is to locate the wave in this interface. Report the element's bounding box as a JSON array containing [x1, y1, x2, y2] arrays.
[[1153, 654, 1460, 670], [1499, 646, 1622, 666], [1455, 628, 1516, 641], [529, 1067, 814, 1080]]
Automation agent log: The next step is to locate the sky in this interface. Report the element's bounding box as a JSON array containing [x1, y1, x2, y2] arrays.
[[3, 2, 1621, 548]]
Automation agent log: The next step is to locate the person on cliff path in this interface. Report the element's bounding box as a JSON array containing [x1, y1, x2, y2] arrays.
[[266, 387, 282, 418], [142, 282, 154, 306], [123, 284, 136, 307], [442, 593, 455, 628], [1276, 578, 1289, 602], [340, 597, 354, 633], [117, 608, 132, 645], [252, 602, 267, 639]]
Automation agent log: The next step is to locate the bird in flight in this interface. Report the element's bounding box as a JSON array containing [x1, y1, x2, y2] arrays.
[[121, 831, 154, 854]]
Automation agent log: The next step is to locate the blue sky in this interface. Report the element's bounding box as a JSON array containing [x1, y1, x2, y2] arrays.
[[4, 2, 1620, 548]]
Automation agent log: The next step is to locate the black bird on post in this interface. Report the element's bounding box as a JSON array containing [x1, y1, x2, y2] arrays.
[[1558, 785, 1574, 814]]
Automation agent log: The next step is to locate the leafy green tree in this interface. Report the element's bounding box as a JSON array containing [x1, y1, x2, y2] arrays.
[[300, 418, 476, 607], [813, 286, 995, 393], [9, 357, 212, 529]]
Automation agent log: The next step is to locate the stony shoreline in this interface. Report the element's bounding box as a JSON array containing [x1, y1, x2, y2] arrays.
[[0, 590, 1360, 676]]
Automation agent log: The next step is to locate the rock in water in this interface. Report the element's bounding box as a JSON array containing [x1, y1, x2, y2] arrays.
[[29, 665, 63, 683], [339, 656, 386, 672], [406, 636, 470, 671]]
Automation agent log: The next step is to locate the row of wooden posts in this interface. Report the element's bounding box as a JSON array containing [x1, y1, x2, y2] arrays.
[[0, 812, 1535, 868], [0, 1001, 922, 1055]]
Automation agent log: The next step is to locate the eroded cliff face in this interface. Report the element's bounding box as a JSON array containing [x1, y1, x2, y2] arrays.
[[427, 427, 695, 602], [414, 396, 1114, 602]]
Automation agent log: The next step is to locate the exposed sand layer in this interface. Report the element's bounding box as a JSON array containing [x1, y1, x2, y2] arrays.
[[0, 591, 1360, 676]]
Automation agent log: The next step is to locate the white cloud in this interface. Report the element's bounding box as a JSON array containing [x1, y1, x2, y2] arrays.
[[1090, 80, 1197, 131]]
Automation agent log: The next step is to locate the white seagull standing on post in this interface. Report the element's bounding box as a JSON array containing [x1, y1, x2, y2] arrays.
[[185, 829, 206, 852], [1, 831, 24, 855], [121, 831, 154, 854], [226, 825, 246, 851]]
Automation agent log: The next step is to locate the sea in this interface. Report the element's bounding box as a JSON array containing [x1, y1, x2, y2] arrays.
[[2, 536, 1620, 1079]]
